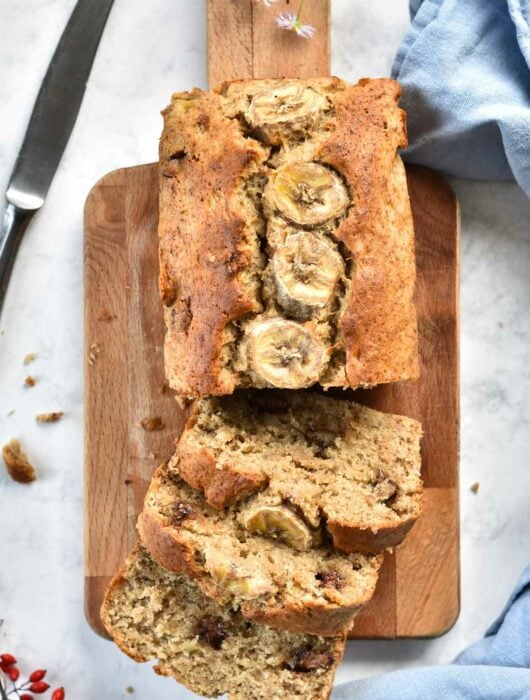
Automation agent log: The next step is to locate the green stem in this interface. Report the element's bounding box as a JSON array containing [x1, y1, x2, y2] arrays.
[[296, 0, 306, 21]]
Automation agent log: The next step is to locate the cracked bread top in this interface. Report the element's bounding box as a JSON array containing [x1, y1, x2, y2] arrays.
[[171, 390, 423, 553], [101, 545, 345, 700], [138, 464, 383, 637], [159, 77, 418, 397]]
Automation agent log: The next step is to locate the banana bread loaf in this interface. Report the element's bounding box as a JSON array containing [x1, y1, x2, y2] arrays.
[[101, 545, 345, 699], [159, 77, 418, 397], [170, 391, 422, 553], [138, 464, 383, 636]]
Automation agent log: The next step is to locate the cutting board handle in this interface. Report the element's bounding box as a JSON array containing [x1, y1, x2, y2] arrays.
[[207, 0, 330, 86]]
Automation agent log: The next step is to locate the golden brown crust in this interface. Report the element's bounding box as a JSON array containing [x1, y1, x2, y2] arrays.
[[242, 595, 365, 638], [159, 89, 268, 396], [327, 516, 418, 554], [176, 443, 267, 510], [159, 78, 418, 396], [137, 509, 201, 580], [320, 80, 418, 386]]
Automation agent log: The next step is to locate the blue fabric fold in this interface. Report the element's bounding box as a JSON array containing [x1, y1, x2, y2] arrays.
[[390, 0, 530, 197], [333, 565, 530, 698]]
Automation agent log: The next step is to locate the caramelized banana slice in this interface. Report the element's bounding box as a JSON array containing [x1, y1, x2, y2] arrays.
[[245, 318, 327, 389], [242, 504, 312, 552], [267, 162, 350, 226], [204, 546, 272, 600], [246, 83, 328, 144], [273, 231, 344, 318]]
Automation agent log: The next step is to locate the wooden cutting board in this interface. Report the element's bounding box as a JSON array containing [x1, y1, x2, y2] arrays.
[[84, 0, 460, 639]]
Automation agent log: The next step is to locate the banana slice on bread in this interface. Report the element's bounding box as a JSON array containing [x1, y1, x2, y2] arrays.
[[246, 83, 328, 144], [266, 162, 350, 226], [273, 231, 345, 318], [241, 504, 312, 552], [244, 318, 327, 389]]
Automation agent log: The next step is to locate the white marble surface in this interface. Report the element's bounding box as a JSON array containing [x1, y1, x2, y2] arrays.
[[0, 1, 529, 698]]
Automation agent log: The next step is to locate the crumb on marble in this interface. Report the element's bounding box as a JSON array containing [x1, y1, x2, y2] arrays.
[[36, 411, 64, 423], [23, 352, 36, 365], [470, 482, 480, 494], [498, 321, 504, 328], [140, 417, 165, 432], [24, 375, 36, 387], [124, 688, 134, 695], [7, 409, 15, 417], [2, 439, 36, 483]]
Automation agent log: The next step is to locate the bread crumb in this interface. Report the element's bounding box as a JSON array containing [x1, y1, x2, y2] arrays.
[[140, 417, 165, 432], [7, 409, 15, 417], [24, 375, 36, 387], [97, 309, 117, 322], [124, 688, 134, 695], [36, 411, 64, 423], [23, 352, 36, 364], [470, 482, 480, 494], [2, 439, 36, 483], [124, 479, 132, 485]]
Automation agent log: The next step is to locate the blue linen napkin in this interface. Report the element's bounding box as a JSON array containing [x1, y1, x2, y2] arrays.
[[391, 0, 530, 197], [333, 565, 530, 698]]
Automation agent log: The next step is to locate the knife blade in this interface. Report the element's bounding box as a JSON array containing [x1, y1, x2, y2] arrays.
[[0, 0, 115, 315]]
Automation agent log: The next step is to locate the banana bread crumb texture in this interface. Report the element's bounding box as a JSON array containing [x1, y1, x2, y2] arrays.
[[101, 546, 345, 700], [138, 463, 383, 637], [159, 77, 418, 397], [173, 390, 423, 553]]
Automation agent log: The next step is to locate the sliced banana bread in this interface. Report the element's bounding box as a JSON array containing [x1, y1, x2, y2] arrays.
[[138, 464, 383, 637], [171, 391, 422, 553], [159, 77, 418, 397], [101, 546, 345, 700]]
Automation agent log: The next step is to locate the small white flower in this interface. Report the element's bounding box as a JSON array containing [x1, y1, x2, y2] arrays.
[[275, 11, 316, 39]]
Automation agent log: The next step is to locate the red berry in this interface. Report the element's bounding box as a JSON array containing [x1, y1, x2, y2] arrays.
[[29, 670, 47, 682], [0, 653, 16, 666], [7, 666, 20, 681], [20, 695, 34, 700], [52, 689, 65, 700], [29, 681, 50, 693]]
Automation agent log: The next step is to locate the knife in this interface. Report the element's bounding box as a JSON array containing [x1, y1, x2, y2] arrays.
[[0, 0, 115, 316]]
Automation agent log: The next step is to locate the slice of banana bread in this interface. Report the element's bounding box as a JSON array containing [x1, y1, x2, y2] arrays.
[[159, 77, 418, 397], [171, 391, 422, 553], [138, 465, 383, 637], [101, 546, 345, 700]]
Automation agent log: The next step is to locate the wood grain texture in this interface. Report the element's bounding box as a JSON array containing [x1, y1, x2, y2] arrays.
[[84, 163, 460, 638], [207, 0, 329, 86]]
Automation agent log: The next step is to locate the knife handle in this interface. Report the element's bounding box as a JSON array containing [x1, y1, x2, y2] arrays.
[[0, 203, 35, 318]]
